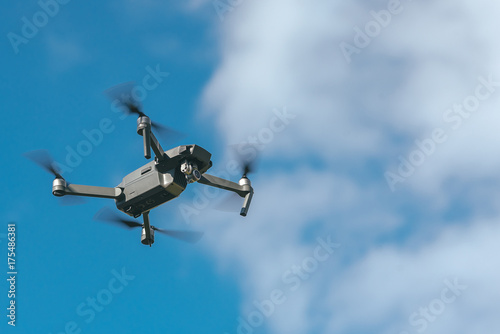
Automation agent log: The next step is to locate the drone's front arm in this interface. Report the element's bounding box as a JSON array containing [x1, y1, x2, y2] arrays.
[[150, 132, 166, 161], [52, 179, 122, 199], [198, 174, 254, 216]]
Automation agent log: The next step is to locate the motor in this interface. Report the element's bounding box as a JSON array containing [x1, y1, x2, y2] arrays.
[[141, 226, 155, 245]]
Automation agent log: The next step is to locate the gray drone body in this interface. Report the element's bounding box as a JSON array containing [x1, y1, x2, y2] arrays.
[[38, 111, 254, 247], [116, 144, 212, 218]]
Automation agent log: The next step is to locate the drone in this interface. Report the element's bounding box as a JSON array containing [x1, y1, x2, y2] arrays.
[[26, 83, 255, 246]]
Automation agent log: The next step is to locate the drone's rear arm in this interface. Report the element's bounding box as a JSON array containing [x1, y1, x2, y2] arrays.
[[198, 174, 254, 216]]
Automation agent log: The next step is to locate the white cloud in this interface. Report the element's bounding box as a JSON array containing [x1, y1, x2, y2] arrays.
[[325, 219, 500, 334], [192, 0, 500, 333], [201, 0, 368, 156], [191, 167, 402, 333]]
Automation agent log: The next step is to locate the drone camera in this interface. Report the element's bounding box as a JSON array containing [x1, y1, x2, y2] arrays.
[[181, 160, 201, 183], [192, 169, 201, 182], [180, 161, 193, 174]]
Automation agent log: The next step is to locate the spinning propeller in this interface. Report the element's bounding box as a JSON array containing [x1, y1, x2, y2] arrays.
[[94, 207, 203, 244], [214, 144, 258, 213], [24, 149, 63, 179], [24, 150, 85, 206], [241, 152, 257, 179], [105, 81, 184, 149]]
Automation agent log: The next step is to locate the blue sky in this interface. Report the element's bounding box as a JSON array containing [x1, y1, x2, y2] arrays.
[[2, 0, 500, 333]]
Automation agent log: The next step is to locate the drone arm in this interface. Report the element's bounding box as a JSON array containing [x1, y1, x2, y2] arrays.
[[142, 211, 152, 246], [143, 126, 152, 159], [198, 174, 254, 216], [198, 174, 247, 197], [240, 189, 253, 217], [53, 179, 122, 199], [138, 116, 165, 161], [150, 132, 166, 161], [65, 184, 122, 199]]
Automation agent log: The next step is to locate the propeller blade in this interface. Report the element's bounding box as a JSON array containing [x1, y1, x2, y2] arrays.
[[25, 150, 87, 206], [229, 143, 260, 177], [58, 195, 87, 206], [24, 149, 62, 178], [150, 122, 186, 145], [94, 207, 142, 229], [152, 227, 203, 244], [104, 81, 144, 116], [124, 101, 145, 117], [104, 81, 185, 145]]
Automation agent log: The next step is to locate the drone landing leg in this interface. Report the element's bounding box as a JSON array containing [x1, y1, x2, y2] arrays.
[[143, 211, 152, 247]]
